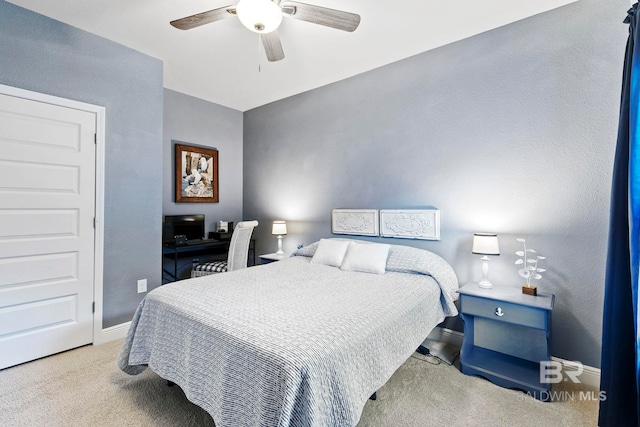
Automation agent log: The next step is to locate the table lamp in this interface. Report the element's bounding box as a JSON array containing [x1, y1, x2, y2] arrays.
[[272, 221, 287, 255], [472, 233, 500, 289]]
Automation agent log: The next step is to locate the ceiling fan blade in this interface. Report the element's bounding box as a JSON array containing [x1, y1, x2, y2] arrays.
[[261, 31, 285, 62], [170, 6, 235, 30], [280, 1, 360, 32]]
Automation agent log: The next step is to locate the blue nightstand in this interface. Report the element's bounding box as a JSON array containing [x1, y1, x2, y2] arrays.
[[458, 283, 555, 401], [259, 253, 289, 264]]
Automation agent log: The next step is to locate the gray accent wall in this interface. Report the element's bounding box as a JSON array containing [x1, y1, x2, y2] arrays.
[[162, 89, 244, 235], [0, 0, 626, 368], [243, 0, 627, 368], [0, 2, 164, 328]]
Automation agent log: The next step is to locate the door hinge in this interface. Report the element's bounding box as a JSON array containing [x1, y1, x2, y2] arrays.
[[94, 133, 97, 144], [93, 217, 96, 228], [92, 302, 95, 313]]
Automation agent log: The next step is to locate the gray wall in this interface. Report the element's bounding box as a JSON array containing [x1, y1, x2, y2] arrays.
[[1, 0, 626, 367], [163, 89, 244, 234], [0, 2, 164, 328], [243, 0, 627, 368]]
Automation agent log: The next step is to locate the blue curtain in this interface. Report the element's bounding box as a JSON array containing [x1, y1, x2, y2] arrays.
[[599, 4, 640, 426]]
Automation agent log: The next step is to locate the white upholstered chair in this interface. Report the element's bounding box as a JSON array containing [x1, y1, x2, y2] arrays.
[[191, 220, 258, 277]]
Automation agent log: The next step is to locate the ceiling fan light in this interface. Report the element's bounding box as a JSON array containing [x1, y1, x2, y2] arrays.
[[236, 0, 283, 33]]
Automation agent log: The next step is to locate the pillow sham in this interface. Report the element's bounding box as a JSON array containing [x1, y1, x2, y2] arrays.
[[310, 239, 350, 267], [340, 241, 390, 274]]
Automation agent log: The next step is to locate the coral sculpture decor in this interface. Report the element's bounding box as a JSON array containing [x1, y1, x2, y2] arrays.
[[515, 238, 546, 296]]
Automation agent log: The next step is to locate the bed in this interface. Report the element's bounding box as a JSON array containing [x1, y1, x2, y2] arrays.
[[118, 238, 459, 427]]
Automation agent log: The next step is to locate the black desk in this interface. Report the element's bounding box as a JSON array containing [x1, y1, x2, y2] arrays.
[[162, 239, 255, 283]]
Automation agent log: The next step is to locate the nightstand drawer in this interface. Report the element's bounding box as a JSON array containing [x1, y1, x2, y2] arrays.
[[461, 295, 547, 330]]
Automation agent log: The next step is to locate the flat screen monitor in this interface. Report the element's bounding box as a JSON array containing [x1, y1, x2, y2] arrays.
[[163, 214, 205, 242]]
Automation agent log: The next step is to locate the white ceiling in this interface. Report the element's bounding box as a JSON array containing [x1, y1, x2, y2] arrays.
[[8, 0, 576, 111]]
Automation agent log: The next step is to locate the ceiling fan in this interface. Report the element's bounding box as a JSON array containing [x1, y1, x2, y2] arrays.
[[170, 0, 361, 62]]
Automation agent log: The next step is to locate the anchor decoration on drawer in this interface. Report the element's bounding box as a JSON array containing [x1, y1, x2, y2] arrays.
[[495, 307, 505, 317]]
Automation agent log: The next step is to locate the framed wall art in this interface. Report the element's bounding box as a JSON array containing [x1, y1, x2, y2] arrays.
[[379, 209, 441, 240], [331, 209, 379, 236], [174, 143, 219, 203]]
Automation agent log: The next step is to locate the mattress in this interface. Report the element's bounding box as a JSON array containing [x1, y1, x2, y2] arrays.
[[118, 241, 458, 427]]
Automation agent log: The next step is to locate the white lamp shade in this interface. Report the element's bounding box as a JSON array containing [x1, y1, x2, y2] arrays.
[[236, 0, 283, 33], [272, 221, 287, 235], [472, 233, 500, 255]]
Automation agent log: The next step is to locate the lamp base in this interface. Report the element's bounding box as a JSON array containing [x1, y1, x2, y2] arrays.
[[275, 235, 284, 255], [478, 280, 493, 289]]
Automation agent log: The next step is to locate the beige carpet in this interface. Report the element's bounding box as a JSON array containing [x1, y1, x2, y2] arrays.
[[0, 339, 598, 426]]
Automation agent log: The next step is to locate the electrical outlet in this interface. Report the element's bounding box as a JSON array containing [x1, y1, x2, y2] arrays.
[[137, 279, 147, 293]]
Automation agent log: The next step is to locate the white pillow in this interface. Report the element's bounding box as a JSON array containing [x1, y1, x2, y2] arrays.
[[340, 242, 390, 274], [310, 239, 350, 267]]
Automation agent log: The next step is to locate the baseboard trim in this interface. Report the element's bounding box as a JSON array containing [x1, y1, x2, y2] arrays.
[[551, 356, 600, 389], [94, 321, 131, 345], [427, 326, 600, 389], [426, 326, 464, 348]]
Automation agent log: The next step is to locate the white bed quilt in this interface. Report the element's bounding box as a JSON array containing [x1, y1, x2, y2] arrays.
[[118, 244, 458, 427]]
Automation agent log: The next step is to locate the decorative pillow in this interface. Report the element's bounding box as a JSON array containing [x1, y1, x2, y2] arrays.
[[292, 241, 320, 258], [310, 239, 351, 267], [340, 242, 391, 274]]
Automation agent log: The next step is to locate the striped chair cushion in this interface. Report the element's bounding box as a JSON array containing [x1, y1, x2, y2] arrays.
[[191, 260, 228, 277]]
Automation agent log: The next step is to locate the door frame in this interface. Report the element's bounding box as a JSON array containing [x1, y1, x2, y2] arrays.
[[0, 84, 107, 344]]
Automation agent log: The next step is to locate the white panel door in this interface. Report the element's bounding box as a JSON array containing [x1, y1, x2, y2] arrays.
[[0, 93, 96, 369]]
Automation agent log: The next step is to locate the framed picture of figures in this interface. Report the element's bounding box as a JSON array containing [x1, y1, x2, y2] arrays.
[[174, 143, 219, 203]]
